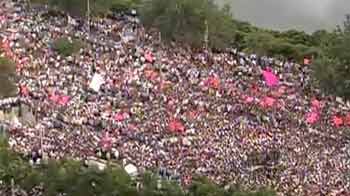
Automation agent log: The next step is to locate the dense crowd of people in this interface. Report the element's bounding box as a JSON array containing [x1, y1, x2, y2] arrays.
[[1, 1, 350, 195]]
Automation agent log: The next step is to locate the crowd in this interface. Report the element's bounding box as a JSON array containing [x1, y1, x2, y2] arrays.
[[1, 1, 350, 195]]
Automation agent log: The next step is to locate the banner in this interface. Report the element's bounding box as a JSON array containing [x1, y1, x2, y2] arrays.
[[89, 73, 104, 92]]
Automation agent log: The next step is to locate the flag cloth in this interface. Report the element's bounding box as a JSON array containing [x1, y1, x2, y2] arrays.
[[145, 52, 154, 63], [114, 112, 129, 121], [260, 96, 276, 108], [263, 70, 279, 87], [332, 115, 343, 127], [89, 73, 105, 92], [168, 119, 185, 133], [204, 76, 220, 89], [58, 95, 70, 106], [306, 112, 319, 124]]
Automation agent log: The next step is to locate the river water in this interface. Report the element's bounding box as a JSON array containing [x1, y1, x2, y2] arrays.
[[224, 0, 350, 33]]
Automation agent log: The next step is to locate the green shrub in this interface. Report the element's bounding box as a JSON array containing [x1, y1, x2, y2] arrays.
[[139, 0, 236, 49], [313, 16, 350, 99], [0, 57, 17, 98], [0, 135, 277, 196], [52, 37, 83, 57], [0, 56, 15, 76]]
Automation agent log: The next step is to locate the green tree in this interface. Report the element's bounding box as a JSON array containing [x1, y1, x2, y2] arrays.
[[278, 29, 314, 46], [47, 0, 87, 17], [139, 172, 162, 196], [206, 3, 236, 50], [313, 15, 350, 98], [188, 177, 226, 196], [139, 0, 235, 49], [52, 37, 84, 57], [160, 180, 185, 196], [32, 0, 141, 17], [0, 57, 17, 98], [242, 31, 275, 56]]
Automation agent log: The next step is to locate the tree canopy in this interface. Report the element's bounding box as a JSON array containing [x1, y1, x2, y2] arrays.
[[0, 136, 276, 196], [312, 15, 350, 99], [139, 0, 236, 49], [0, 57, 17, 98]]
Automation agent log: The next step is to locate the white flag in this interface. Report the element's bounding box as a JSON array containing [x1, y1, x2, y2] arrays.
[[89, 73, 105, 92]]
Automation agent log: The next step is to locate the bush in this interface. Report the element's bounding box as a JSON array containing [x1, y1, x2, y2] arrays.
[[52, 37, 83, 57], [31, 0, 141, 17], [0, 56, 16, 76], [139, 0, 236, 49], [313, 16, 350, 99], [0, 57, 17, 98], [0, 136, 276, 196], [312, 56, 350, 98]]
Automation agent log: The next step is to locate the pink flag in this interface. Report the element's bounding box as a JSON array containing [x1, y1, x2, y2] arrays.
[[243, 95, 254, 103], [58, 95, 70, 106], [100, 132, 112, 151], [145, 52, 154, 63], [306, 112, 319, 124], [260, 96, 276, 108], [114, 112, 129, 122], [186, 110, 199, 120], [49, 94, 60, 103], [311, 99, 322, 110], [332, 116, 344, 127], [345, 113, 350, 126], [20, 85, 29, 96], [144, 69, 158, 81], [263, 70, 279, 87], [168, 119, 185, 133]]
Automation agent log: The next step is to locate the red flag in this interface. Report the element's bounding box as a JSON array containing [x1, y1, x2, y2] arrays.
[[332, 115, 344, 127], [168, 119, 185, 133], [204, 76, 220, 89], [345, 113, 350, 126]]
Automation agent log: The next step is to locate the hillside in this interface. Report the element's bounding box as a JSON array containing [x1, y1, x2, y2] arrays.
[[0, 0, 350, 195]]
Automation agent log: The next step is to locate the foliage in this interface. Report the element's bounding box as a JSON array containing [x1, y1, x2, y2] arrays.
[[313, 16, 350, 99], [52, 37, 84, 57], [31, 0, 141, 17], [242, 31, 314, 60], [0, 57, 16, 77], [109, 0, 142, 13], [277, 29, 314, 46], [0, 136, 276, 196], [89, 0, 141, 16], [139, 0, 235, 49], [206, 3, 236, 50], [0, 57, 17, 98], [47, 0, 87, 17]]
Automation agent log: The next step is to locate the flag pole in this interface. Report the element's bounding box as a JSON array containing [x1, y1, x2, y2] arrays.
[[87, 0, 90, 32]]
